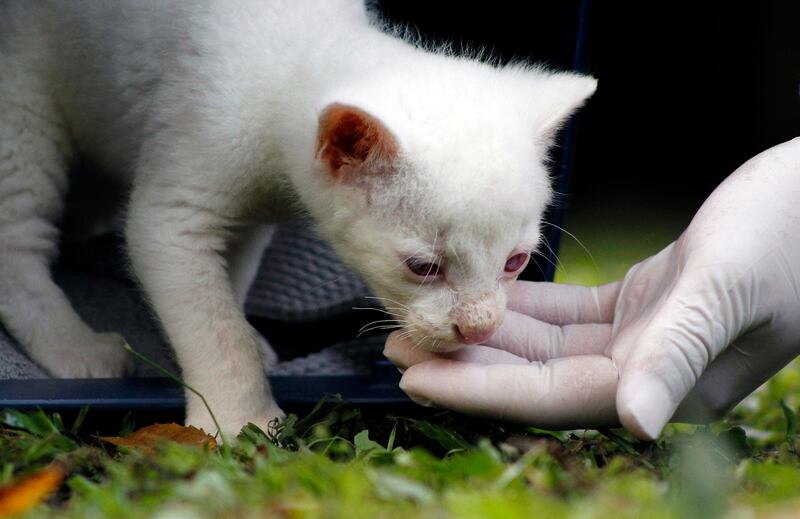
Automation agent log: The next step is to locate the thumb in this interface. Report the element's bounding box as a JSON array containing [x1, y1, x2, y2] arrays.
[[614, 269, 748, 440]]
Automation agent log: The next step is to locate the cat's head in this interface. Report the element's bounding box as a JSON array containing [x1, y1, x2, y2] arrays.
[[311, 66, 596, 352]]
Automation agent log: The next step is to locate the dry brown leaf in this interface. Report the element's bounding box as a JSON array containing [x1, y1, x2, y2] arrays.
[[98, 423, 217, 455], [0, 462, 66, 517]]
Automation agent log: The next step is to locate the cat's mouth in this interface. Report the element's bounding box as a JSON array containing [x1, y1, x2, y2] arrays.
[[390, 323, 464, 353], [386, 307, 500, 352], [413, 335, 464, 354], [395, 323, 469, 354]]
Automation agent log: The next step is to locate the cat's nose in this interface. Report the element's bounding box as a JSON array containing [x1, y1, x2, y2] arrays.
[[453, 324, 495, 345]]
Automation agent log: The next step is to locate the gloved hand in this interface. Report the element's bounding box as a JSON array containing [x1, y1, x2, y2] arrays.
[[384, 138, 800, 440]]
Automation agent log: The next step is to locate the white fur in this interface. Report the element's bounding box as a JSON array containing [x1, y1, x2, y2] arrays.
[[0, 0, 596, 435]]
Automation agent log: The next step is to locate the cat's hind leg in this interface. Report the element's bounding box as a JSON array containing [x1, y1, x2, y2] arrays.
[[0, 97, 134, 378]]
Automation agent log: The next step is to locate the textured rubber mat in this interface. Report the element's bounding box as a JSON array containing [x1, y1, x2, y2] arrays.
[[0, 220, 386, 381]]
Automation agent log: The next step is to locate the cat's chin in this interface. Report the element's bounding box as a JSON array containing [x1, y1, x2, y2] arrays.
[[432, 342, 465, 354], [415, 339, 464, 355]]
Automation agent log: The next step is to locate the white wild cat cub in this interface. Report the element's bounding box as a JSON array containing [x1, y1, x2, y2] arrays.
[[0, 0, 596, 435]]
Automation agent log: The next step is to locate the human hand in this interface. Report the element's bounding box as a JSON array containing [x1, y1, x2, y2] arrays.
[[384, 138, 800, 439]]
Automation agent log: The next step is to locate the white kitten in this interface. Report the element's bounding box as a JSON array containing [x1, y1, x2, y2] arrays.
[[0, 0, 596, 435]]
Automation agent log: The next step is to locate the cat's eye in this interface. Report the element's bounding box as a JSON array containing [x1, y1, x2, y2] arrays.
[[405, 258, 444, 279], [504, 252, 529, 274]]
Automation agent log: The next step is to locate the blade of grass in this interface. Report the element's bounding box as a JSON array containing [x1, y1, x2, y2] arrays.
[[121, 341, 227, 446], [598, 429, 655, 470], [69, 406, 90, 436]]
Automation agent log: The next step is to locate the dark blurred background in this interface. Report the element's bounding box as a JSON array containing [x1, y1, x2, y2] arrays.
[[376, 0, 800, 220]]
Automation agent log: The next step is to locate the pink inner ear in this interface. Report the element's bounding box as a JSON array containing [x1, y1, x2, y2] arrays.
[[317, 104, 397, 178]]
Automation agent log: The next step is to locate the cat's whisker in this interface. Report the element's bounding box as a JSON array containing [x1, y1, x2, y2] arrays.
[[382, 308, 410, 321], [531, 250, 561, 276], [365, 296, 411, 311], [357, 318, 405, 334], [364, 295, 410, 309], [351, 306, 395, 318], [380, 305, 410, 315], [352, 307, 409, 325], [395, 326, 418, 341], [413, 334, 432, 352], [420, 335, 433, 351], [526, 251, 549, 280], [357, 323, 405, 337], [539, 236, 567, 274], [396, 332, 414, 341], [541, 221, 598, 270], [402, 326, 422, 349], [529, 246, 563, 275]]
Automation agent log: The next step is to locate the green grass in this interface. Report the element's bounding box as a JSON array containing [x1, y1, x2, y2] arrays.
[[4, 390, 800, 518], [4, 199, 800, 517]]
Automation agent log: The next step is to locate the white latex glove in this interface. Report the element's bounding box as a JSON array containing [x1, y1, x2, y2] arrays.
[[384, 138, 800, 440]]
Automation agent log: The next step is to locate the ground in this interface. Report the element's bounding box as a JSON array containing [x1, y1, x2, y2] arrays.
[[3, 197, 800, 518]]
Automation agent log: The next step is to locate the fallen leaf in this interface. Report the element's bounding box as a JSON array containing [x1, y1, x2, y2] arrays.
[[99, 423, 216, 455], [0, 462, 66, 517]]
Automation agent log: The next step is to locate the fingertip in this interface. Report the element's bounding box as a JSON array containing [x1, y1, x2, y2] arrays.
[[383, 332, 442, 370], [382, 331, 403, 363], [398, 369, 434, 407], [617, 375, 676, 441]]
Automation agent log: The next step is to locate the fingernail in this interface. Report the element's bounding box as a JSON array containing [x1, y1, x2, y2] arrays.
[[620, 376, 676, 440], [399, 378, 433, 407], [382, 349, 403, 372], [408, 394, 433, 407]]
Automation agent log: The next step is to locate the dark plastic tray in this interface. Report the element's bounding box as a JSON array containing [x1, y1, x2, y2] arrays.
[[0, 363, 408, 413]]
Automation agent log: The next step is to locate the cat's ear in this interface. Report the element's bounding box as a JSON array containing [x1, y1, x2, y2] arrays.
[[532, 73, 597, 141], [316, 103, 399, 180]]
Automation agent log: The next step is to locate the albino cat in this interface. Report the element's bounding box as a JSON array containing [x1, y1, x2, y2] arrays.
[[0, 0, 596, 435]]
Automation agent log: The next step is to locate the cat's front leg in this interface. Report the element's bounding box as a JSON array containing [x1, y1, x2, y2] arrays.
[[126, 178, 283, 438], [226, 224, 279, 369]]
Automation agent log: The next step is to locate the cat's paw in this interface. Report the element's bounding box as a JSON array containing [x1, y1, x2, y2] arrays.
[[38, 332, 135, 378], [236, 404, 286, 441], [186, 401, 285, 441]]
